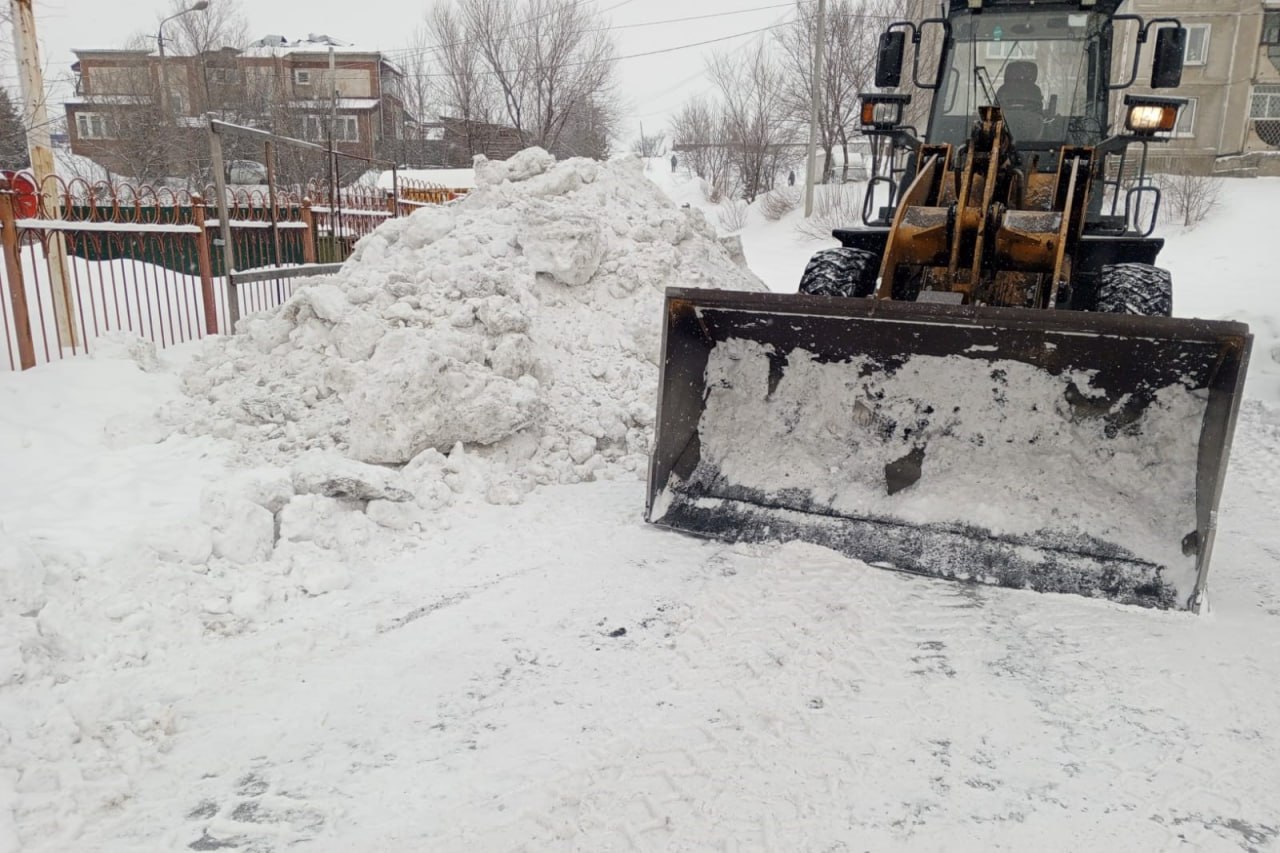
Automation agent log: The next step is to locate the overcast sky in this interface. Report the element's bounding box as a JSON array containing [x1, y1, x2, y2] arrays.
[[6, 0, 798, 143]]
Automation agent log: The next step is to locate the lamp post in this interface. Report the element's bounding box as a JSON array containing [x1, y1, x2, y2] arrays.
[[156, 1, 209, 120]]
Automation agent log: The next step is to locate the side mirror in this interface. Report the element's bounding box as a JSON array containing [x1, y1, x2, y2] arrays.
[[1151, 26, 1186, 89], [876, 31, 906, 88]]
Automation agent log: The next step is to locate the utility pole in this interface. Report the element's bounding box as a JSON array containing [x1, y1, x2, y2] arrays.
[[328, 45, 338, 217], [10, 0, 76, 347], [803, 0, 827, 218]]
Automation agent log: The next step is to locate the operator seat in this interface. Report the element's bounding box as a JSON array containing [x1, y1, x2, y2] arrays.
[[996, 60, 1045, 142]]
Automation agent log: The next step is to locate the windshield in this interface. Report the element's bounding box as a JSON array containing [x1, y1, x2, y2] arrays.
[[929, 10, 1109, 149]]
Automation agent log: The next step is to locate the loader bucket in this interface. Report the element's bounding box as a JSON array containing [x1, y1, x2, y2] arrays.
[[646, 288, 1252, 611]]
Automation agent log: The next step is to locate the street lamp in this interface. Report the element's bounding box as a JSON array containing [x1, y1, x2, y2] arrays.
[[157, 1, 209, 118]]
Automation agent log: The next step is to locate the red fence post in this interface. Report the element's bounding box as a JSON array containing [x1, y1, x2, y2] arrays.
[[191, 193, 219, 335], [300, 198, 317, 265], [0, 178, 36, 370]]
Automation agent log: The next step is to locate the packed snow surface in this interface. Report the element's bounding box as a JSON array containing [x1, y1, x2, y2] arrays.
[[1, 153, 1278, 852]]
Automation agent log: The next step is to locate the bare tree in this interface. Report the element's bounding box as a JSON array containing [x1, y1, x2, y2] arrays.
[[775, 0, 883, 183], [162, 0, 250, 125], [1159, 169, 1222, 228], [429, 3, 501, 160], [400, 24, 439, 130], [669, 96, 736, 199], [449, 0, 620, 159], [631, 128, 666, 158], [709, 45, 795, 202]]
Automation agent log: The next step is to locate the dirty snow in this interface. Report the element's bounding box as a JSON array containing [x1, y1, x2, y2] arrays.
[[0, 153, 1278, 852]]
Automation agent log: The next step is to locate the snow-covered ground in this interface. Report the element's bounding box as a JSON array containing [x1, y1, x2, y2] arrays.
[[2, 152, 1278, 853]]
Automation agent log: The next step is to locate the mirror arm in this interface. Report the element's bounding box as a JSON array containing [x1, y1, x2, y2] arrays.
[[1106, 14, 1146, 91], [911, 18, 952, 91]]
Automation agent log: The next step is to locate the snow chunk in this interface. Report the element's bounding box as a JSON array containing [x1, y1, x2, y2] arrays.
[[521, 213, 607, 286], [475, 147, 555, 187], [343, 331, 540, 463], [88, 332, 160, 372], [0, 526, 47, 616], [291, 451, 413, 502], [278, 495, 373, 555], [276, 541, 352, 596], [201, 491, 276, 565]]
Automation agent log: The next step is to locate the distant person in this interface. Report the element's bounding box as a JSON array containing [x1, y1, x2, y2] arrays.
[[671, 153, 678, 173], [788, 170, 796, 186]]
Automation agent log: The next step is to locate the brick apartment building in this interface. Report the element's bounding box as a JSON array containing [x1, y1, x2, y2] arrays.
[[65, 37, 411, 180]]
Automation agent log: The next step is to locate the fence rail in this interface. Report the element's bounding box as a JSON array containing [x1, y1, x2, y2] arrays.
[[0, 170, 454, 372]]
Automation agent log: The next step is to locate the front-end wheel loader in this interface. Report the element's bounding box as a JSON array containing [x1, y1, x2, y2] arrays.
[[646, 0, 1252, 611]]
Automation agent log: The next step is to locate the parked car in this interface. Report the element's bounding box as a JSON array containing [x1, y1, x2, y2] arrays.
[[227, 159, 268, 185]]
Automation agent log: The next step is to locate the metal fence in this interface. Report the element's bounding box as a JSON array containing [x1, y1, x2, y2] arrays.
[[0, 169, 452, 372]]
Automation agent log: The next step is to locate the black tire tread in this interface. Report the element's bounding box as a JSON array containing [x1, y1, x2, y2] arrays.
[[1095, 263, 1173, 317], [798, 248, 879, 298]]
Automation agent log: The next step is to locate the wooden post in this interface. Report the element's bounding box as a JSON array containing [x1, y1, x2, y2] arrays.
[[803, 0, 827, 218], [11, 0, 78, 347], [390, 165, 399, 217], [190, 193, 218, 335], [300, 198, 317, 265], [0, 179, 36, 369]]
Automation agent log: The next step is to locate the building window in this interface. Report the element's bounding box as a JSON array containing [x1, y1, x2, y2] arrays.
[[1251, 84, 1280, 119], [982, 41, 1034, 61], [1183, 24, 1210, 66], [1263, 11, 1280, 46], [75, 112, 112, 139], [305, 115, 359, 142], [1174, 98, 1196, 137], [209, 67, 237, 84], [294, 69, 312, 86]]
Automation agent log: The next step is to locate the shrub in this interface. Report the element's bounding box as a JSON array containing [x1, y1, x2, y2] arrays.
[[717, 198, 750, 232], [794, 183, 864, 239], [759, 186, 801, 221]]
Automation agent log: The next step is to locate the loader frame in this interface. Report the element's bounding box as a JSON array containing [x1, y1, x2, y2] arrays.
[[841, 0, 1189, 310]]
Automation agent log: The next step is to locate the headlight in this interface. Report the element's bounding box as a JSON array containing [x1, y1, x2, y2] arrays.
[[858, 93, 911, 131], [1123, 95, 1184, 136]]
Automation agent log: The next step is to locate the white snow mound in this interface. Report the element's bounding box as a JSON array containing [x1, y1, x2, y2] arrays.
[[179, 150, 763, 502]]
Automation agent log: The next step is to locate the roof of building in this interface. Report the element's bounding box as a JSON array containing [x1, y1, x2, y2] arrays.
[[289, 98, 381, 111], [65, 95, 153, 107]]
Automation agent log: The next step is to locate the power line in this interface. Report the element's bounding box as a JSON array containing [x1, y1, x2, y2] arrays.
[[386, 0, 800, 63], [399, 17, 801, 81], [384, 0, 634, 60]]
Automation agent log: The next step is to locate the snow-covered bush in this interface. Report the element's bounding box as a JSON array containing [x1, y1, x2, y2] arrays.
[[718, 198, 750, 232], [760, 187, 801, 221], [795, 182, 864, 239]]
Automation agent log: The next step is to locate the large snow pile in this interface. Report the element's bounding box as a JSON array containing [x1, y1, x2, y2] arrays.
[[178, 149, 762, 504]]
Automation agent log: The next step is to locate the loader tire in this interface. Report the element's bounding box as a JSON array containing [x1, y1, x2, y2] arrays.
[[1095, 263, 1173, 317], [798, 248, 879, 298]]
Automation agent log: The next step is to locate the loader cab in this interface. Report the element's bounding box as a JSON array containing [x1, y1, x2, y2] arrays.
[[855, 0, 1188, 237], [928, 7, 1113, 159]]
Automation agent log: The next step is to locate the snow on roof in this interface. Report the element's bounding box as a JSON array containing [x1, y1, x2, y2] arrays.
[[244, 35, 384, 58], [65, 95, 152, 107], [289, 98, 381, 111]]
